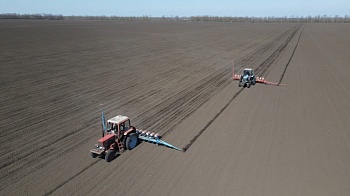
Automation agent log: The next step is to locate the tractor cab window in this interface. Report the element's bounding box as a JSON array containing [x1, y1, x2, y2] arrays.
[[107, 123, 117, 134], [244, 70, 249, 75], [124, 120, 130, 131], [119, 122, 125, 133], [107, 123, 111, 131], [111, 123, 118, 133]]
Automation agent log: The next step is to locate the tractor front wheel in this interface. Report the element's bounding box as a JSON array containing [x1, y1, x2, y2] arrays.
[[105, 149, 115, 162], [126, 133, 138, 150], [91, 152, 97, 158], [247, 82, 251, 88]]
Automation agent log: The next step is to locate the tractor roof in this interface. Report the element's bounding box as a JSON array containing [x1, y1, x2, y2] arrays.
[[244, 68, 253, 71], [107, 115, 129, 124]]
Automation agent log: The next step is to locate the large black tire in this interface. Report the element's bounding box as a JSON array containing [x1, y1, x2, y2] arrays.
[[252, 78, 256, 85], [91, 152, 97, 158], [105, 149, 115, 162], [126, 133, 138, 150]]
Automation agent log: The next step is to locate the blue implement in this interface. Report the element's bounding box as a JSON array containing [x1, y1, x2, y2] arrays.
[[138, 135, 183, 151], [100, 104, 107, 132]]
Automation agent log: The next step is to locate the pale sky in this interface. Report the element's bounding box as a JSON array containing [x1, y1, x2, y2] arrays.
[[0, 0, 349, 17]]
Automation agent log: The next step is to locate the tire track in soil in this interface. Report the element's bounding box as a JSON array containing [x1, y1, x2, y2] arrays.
[[182, 24, 302, 151], [279, 25, 304, 84], [43, 160, 101, 196], [183, 88, 244, 151]]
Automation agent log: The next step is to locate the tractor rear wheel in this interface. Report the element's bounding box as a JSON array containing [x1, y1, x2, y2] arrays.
[[105, 149, 115, 162], [126, 133, 138, 150]]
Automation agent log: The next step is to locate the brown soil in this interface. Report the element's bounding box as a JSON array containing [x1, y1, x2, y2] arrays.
[[1, 20, 349, 196]]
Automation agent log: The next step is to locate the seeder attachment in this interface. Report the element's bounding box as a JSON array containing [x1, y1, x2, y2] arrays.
[[136, 130, 184, 152], [232, 62, 286, 87], [255, 77, 287, 86]]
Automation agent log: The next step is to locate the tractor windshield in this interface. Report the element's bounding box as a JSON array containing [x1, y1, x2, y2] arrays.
[[107, 123, 117, 134]]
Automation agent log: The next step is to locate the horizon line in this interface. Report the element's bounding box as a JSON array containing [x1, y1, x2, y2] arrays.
[[1, 13, 349, 18]]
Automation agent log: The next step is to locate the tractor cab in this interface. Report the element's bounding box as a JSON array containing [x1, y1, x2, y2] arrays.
[[106, 115, 131, 136], [243, 68, 254, 76], [239, 68, 256, 88]]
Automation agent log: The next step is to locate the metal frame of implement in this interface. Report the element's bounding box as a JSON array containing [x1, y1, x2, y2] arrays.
[[136, 130, 184, 151], [232, 61, 286, 86]]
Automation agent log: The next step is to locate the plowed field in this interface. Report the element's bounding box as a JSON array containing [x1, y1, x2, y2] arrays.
[[1, 20, 349, 196]]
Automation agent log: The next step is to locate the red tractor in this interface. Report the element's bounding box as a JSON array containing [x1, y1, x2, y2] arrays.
[[90, 115, 139, 162]]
